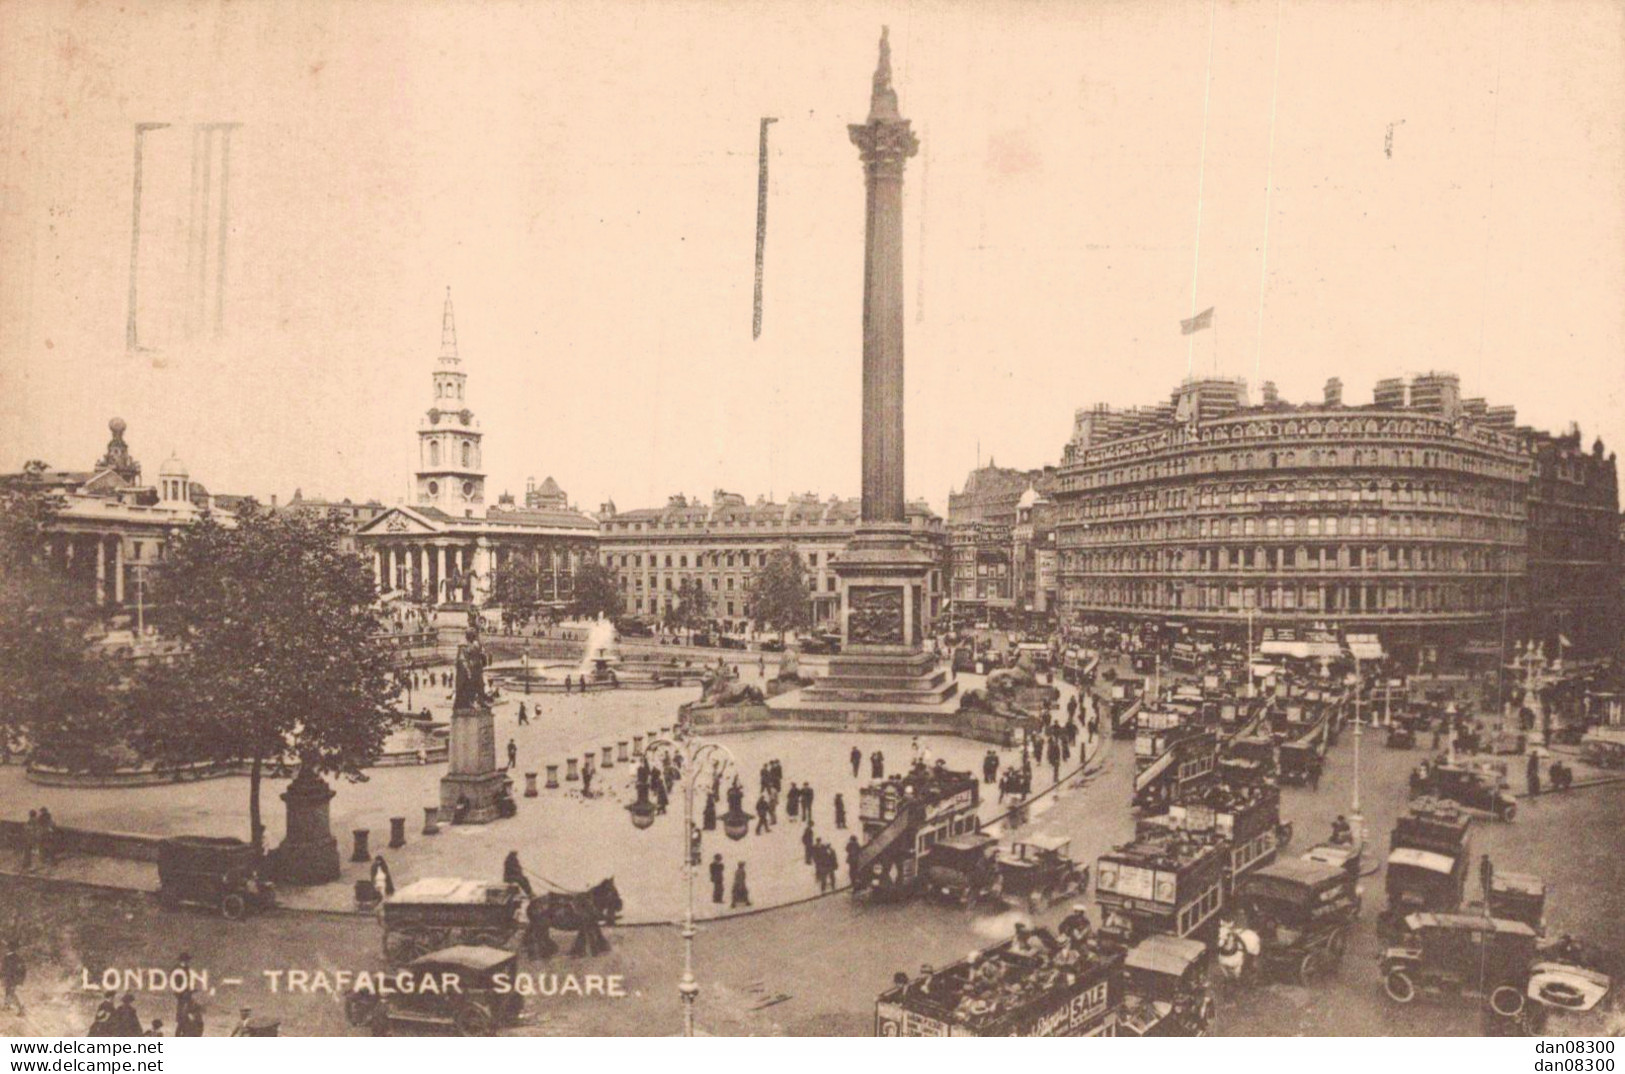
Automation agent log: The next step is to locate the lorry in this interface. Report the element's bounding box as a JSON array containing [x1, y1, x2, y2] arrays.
[[1380, 797, 1473, 938]]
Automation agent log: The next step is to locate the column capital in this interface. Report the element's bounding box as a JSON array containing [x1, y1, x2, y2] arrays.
[[848, 119, 917, 178]]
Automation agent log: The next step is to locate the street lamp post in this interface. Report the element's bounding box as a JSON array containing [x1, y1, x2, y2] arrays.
[[629, 734, 746, 1037], [1350, 654, 1366, 849]]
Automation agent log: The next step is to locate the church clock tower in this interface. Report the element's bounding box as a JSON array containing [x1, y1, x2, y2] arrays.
[[415, 287, 485, 515]]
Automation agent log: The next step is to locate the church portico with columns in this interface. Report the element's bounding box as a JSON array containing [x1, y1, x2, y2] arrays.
[[356, 289, 599, 608], [359, 504, 598, 607]]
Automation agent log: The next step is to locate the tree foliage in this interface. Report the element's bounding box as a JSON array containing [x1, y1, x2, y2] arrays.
[[127, 504, 401, 849], [0, 484, 120, 766], [570, 559, 623, 621], [489, 556, 544, 627], [669, 576, 711, 631], [748, 546, 811, 639]]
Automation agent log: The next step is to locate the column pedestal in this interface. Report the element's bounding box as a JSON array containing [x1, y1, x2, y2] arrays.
[[801, 524, 957, 710], [439, 703, 506, 823], [270, 768, 341, 885]]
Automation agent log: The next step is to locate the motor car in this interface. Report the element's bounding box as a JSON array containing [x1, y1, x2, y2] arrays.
[[920, 832, 1002, 907], [1379, 912, 1540, 1015], [997, 834, 1089, 912], [344, 946, 525, 1036], [1233, 859, 1360, 983], [156, 836, 276, 920], [613, 616, 653, 637], [1116, 934, 1215, 1036]]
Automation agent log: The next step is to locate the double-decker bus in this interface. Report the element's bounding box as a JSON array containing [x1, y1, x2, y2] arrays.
[[1095, 831, 1228, 944]]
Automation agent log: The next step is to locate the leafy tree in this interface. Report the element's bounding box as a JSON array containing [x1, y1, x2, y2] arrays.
[[127, 504, 400, 851], [489, 556, 543, 628], [570, 559, 623, 621], [0, 484, 120, 766], [749, 546, 811, 642], [670, 576, 711, 635]]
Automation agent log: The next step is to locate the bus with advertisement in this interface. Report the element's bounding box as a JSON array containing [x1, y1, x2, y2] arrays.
[[1095, 830, 1228, 945]]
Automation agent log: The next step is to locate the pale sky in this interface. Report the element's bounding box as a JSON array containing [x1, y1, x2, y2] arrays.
[[3, 0, 1622, 513]]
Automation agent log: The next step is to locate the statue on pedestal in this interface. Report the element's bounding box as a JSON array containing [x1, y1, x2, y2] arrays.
[[453, 628, 487, 711]]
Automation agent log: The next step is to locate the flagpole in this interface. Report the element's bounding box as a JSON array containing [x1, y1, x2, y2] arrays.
[[1186, 0, 1219, 379]]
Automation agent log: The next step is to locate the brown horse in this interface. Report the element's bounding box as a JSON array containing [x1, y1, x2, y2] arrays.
[[523, 877, 622, 958]]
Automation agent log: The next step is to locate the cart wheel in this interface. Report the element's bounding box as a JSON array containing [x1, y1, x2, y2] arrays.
[[1383, 969, 1417, 1003], [220, 893, 248, 921], [344, 993, 378, 1028], [1327, 929, 1348, 966], [454, 1002, 494, 1037], [1498, 802, 1517, 823], [1488, 983, 1526, 1018], [1297, 949, 1326, 984]]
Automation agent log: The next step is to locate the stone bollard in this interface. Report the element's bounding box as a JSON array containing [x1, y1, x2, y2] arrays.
[[583, 753, 594, 776], [524, 772, 539, 797], [389, 816, 406, 849], [633, 735, 644, 756], [566, 757, 579, 781], [350, 829, 370, 863], [423, 806, 440, 835], [602, 745, 614, 768], [545, 764, 559, 789], [618, 741, 630, 763]]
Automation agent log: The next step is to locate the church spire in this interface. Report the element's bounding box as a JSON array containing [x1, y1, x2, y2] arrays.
[[439, 285, 459, 363], [868, 26, 900, 122]]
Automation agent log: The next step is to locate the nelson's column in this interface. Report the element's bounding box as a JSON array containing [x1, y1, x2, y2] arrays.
[[801, 28, 957, 714]]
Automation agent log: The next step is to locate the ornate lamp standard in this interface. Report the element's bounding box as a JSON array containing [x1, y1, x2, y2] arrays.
[[627, 733, 748, 1036], [1347, 654, 1366, 849]]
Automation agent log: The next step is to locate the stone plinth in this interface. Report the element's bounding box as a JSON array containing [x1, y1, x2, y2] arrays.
[[439, 703, 506, 824], [801, 524, 957, 711], [271, 768, 341, 885]]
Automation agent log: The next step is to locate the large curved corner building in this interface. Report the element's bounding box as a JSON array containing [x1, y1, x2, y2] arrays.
[[1052, 373, 1620, 666]]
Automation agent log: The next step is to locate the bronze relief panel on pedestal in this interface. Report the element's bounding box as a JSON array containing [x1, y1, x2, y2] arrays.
[[848, 585, 905, 645]]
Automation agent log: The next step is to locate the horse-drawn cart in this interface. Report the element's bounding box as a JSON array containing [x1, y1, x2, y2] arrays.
[[381, 878, 524, 964]]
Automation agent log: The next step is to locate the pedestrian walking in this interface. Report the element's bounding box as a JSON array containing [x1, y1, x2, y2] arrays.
[[112, 994, 143, 1036], [503, 850, 534, 898], [517, 703, 529, 726], [703, 792, 718, 831], [731, 862, 752, 908], [21, 809, 36, 870], [871, 751, 884, 779], [582, 762, 595, 798], [506, 739, 518, 770], [710, 854, 726, 904], [2, 940, 25, 1016], [370, 854, 395, 900], [833, 793, 847, 830], [1527, 752, 1541, 796], [850, 745, 862, 779], [845, 835, 863, 889], [787, 782, 800, 820], [37, 808, 56, 866], [802, 821, 815, 864], [755, 794, 772, 834], [802, 784, 814, 822]]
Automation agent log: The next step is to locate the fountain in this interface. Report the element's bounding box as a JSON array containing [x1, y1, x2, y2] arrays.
[[487, 616, 669, 692]]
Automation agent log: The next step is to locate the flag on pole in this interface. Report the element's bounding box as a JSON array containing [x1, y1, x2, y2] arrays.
[[1181, 307, 1214, 335]]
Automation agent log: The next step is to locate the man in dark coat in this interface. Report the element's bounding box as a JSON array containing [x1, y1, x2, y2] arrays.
[[786, 782, 800, 820], [1480, 854, 1495, 904], [111, 994, 143, 1037], [1527, 752, 1541, 796], [709, 854, 726, 904], [801, 784, 814, 822], [802, 821, 816, 864], [730, 862, 751, 908], [833, 793, 847, 830], [845, 835, 864, 890], [850, 745, 862, 778]]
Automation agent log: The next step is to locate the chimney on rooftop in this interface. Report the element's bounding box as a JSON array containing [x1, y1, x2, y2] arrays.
[[1262, 381, 1279, 407]]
